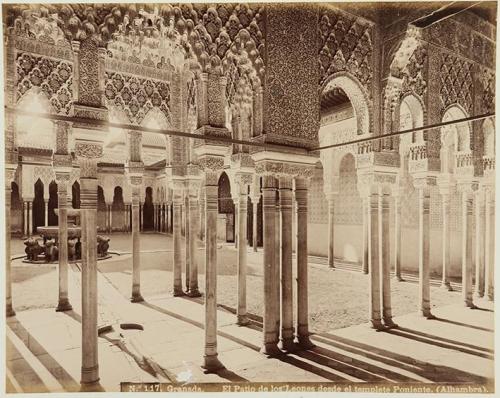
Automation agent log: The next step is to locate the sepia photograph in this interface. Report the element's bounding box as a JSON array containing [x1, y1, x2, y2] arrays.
[[1, 0, 497, 395]]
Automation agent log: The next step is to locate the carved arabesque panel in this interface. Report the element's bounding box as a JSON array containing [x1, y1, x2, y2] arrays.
[[439, 54, 474, 115]]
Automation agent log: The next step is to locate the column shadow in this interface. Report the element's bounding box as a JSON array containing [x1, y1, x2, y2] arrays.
[[314, 333, 490, 383], [7, 319, 81, 392], [432, 317, 494, 333]]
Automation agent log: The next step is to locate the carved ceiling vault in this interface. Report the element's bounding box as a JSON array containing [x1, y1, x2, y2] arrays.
[[318, 7, 373, 94]]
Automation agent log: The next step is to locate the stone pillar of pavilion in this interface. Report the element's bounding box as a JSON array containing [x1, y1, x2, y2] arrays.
[[474, 189, 485, 298], [172, 178, 185, 296], [326, 192, 336, 269], [186, 165, 202, 297], [5, 165, 17, 317], [392, 175, 405, 282], [71, 36, 109, 390], [437, 176, 455, 291], [357, 144, 400, 329], [184, 188, 191, 291], [193, 69, 232, 371], [482, 154, 495, 301], [250, 176, 261, 252], [53, 121, 74, 312], [361, 196, 369, 274], [198, 185, 206, 241]]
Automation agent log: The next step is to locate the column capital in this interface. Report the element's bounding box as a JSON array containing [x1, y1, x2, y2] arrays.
[[75, 142, 103, 179], [357, 171, 397, 198]]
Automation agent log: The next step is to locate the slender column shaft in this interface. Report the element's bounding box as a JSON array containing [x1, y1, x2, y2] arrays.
[[131, 186, 143, 302], [185, 195, 191, 292], [237, 184, 249, 325], [172, 184, 184, 296], [462, 191, 474, 307], [274, 201, 280, 339], [139, 204, 143, 231], [166, 204, 170, 233], [203, 177, 223, 371], [56, 180, 72, 311], [29, 201, 33, 236], [380, 190, 395, 327], [279, 177, 294, 351], [474, 192, 485, 298], [252, 198, 259, 251], [6, 180, 15, 317], [24, 201, 29, 236], [484, 190, 494, 301], [80, 175, 99, 386], [188, 191, 201, 297], [393, 194, 402, 281], [45, 199, 49, 226], [369, 191, 383, 328], [362, 197, 369, 274], [328, 196, 335, 268], [441, 193, 452, 290], [261, 175, 280, 355], [295, 178, 314, 348], [418, 187, 433, 318], [154, 204, 158, 232], [234, 201, 239, 248]]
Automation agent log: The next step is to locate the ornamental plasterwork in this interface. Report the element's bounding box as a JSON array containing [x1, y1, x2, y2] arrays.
[[439, 53, 473, 115], [104, 71, 172, 126], [481, 68, 495, 114], [16, 52, 73, 114], [401, 45, 427, 98], [75, 142, 103, 158], [254, 161, 314, 179], [318, 7, 373, 93], [34, 166, 55, 186]]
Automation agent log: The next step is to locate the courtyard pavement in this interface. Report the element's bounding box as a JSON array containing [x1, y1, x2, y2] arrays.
[[7, 233, 494, 392]]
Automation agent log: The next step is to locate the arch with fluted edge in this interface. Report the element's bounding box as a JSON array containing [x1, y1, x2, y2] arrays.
[[441, 104, 471, 152], [399, 93, 425, 153]]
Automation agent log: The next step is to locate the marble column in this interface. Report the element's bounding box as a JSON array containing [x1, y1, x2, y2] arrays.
[[199, 193, 205, 241], [23, 201, 30, 237], [79, 156, 100, 388], [131, 183, 143, 302], [380, 188, 396, 327], [165, 203, 170, 233], [295, 177, 314, 348], [393, 192, 403, 281], [185, 192, 191, 292], [279, 176, 295, 351], [252, 197, 259, 252], [109, 203, 113, 233], [418, 186, 434, 318], [474, 191, 485, 298], [261, 175, 280, 355], [139, 204, 143, 232], [202, 168, 224, 372], [187, 182, 201, 297], [461, 190, 474, 308], [55, 172, 72, 312], [172, 180, 184, 296], [154, 203, 158, 232], [234, 199, 239, 248], [362, 197, 369, 274], [6, 167, 16, 317], [44, 199, 49, 226], [274, 200, 280, 340], [368, 189, 384, 329], [327, 194, 335, 268], [236, 176, 251, 325], [440, 192, 453, 290], [485, 189, 494, 301]]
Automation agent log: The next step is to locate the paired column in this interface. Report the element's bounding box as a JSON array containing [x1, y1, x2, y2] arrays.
[[172, 180, 184, 296], [236, 175, 251, 325], [184, 193, 191, 292], [260, 175, 281, 355], [23, 200, 32, 237], [327, 194, 335, 268], [484, 189, 495, 301], [279, 176, 295, 351], [474, 191, 485, 298], [417, 185, 434, 318], [393, 192, 403, 281], [6, 167, 17, 317], [187, 179, 201, 297], [131, 182, 143, 302], [380, 188, 395, 327], [368, 189, 384, 329], [440, 192, 453, 290], [461, 189, 474, 308], [362, 197, 369, 274], [252, 196, 259, 251], [295, 177, 314, 348], [55, 171, 73, 312]]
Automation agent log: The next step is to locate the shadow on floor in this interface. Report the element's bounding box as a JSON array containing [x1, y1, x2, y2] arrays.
[[433, 317, 494, 333], [7, 318, 80, 392], [314, 333, 490, 383]]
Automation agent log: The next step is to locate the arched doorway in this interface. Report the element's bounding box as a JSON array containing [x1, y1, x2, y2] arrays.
[[48, 181, 58, 226], [143, 187, 154, 231], [72, 181, 81, 209], [112, 186, 125, 231], [11, 182, 23, 235], [32, 179, 45, 233], [97, 186, 106, 231], [218, 172, 235, 242]]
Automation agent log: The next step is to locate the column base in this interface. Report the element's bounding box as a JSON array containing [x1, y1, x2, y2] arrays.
[[362, 269, 369, 275], [441, 281, 453, 291], [465, 301, 477, 309], [236, 315, 250, 326], [279, 337, 297, 353], [80, 365, 101, 390], [296, 334, 315, 350], [131, 293, 144, 303], [173, 287, 185, 297], [56, 299, 73, 312], [422, 310, 436, 319], [202, 355, 225, 373], [80, 381, 104, 392], [6, 304, 16, 318], [187, 288, 202, 298], [475, 291, 485, 299], [394, 275, 404, 282], [260, 342, 282, 357], [383, 318, 398, 329], [370, 319, 385, 331]]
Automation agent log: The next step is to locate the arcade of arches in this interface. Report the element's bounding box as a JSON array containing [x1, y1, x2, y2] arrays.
[[3, 2, 496, 391]]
